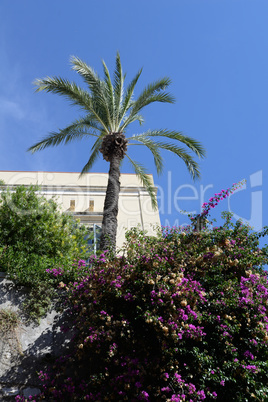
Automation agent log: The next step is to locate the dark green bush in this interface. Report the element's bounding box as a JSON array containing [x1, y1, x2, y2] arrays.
[[0, 184, 90, 278], [0, 184, 91, 319]]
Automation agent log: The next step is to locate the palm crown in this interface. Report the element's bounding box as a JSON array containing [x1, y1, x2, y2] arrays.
[[29, 52, 205, 250]]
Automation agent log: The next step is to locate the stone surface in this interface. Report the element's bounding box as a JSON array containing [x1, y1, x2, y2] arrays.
[[0, 273, 73, 399], [23, 387, 41, 397], [1, 386, 20, 396]]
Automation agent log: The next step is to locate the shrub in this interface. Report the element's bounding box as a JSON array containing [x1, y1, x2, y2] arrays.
[[0, 184, 90, 275], [24, 212, 268, 401], [0, 184, 92, 319]]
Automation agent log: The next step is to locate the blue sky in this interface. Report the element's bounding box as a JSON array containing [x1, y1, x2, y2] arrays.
[[0, 0, 267, 237]]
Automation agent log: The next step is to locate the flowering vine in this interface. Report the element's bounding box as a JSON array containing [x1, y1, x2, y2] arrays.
[[200, 180, 246, 216]]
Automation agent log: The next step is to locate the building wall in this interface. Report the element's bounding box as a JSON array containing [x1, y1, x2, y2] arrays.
[[0, 171, 161, 248]]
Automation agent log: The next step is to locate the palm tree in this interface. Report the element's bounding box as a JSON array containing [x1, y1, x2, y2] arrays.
[[28, 53, 205, 251]]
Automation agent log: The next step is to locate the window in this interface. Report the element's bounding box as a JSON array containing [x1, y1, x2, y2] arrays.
[[89, 200, 94, 212], [70, 200, 75, 211]]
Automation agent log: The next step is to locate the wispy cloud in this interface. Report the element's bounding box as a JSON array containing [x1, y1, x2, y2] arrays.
[[0, 97, 25, 120]]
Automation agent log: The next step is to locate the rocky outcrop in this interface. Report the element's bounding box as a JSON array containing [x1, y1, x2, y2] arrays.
[[0, 273, 72, 401]]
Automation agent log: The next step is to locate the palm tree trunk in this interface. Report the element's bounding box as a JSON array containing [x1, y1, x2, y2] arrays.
[[100, 155, 121, 252]]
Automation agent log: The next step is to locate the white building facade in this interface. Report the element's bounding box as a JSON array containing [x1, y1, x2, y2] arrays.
[[0, 171, 161, 249]]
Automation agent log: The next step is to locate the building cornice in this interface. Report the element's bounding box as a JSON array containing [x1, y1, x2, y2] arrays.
[[0, 183, 158, 195]]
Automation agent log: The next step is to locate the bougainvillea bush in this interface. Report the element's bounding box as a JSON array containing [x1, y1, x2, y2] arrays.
[[20, 209, 268, 401]]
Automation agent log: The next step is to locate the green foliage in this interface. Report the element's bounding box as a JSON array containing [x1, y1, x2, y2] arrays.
[[0, 184, 91, 319], [26, 214, 268, 401], [0, 308, 22, 355], [22, 282, 57, 320], [0, 308, 20, 334], [0, 185, 89, 268]]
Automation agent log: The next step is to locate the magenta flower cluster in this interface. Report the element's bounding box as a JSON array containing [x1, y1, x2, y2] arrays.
[[200, 180, 246, 217], [45, 267, 63, 277]]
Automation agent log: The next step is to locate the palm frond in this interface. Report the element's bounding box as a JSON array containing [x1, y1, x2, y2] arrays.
[[102, 60, 115, 130], [117, 68, 142, 129], [71, 56, 100, 90], [125, 155, 158, 210], [71, 56, 113, 130], [156, 142, 201, 179], [80, 135, 104, 175], [128, 131, 202, 179], [113, 52, 125, 129], [143, 130, 206, 158], [128, 136, 164, 174], [120, 78, 174, 131], [133, 77, 175, 109], [34, 75, 110, 133], [28, 119, 99, 153], [120, 113, 144, 129], [33, 76, 92, 111]]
